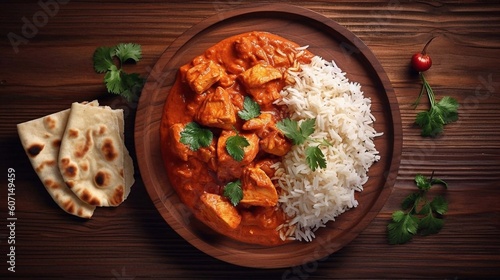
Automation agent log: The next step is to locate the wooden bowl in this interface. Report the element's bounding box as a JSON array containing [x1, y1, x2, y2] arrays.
[[134, 3, 402, 268]]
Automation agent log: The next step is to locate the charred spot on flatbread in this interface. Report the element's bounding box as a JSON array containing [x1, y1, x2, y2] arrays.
[[64, 200, 75, 214], [35, 160, 56, 173], [101, 138, 118, 161], [81, 189, 101, 206], [27, 143, 44, 157], [43, 116, 57, 130], [94, 170, 111, 188], [81, 162, 89, 172], [60, 158, 78, 178], [44, 179, 60, 189], [74, 130, 92, 158], [93, 125, 107, 136], [68, 129, 79, 138], [52, 139, 61, 148], [109, 185, 124, 206]]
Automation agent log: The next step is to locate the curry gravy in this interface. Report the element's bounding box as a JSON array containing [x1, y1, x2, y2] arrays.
[[160, 31, 313, 246]]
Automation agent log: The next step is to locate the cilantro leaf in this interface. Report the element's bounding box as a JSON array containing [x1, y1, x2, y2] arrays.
[[430, 195, 448, 215], [180, 122, 213, 151], [223, 180, 243, 206], [277, 118, 316, 145], [114, 43, 142, 63], [305, 145, 326, 171], [418, 212, 444, 236], [93, 46, 115, 73], [414, 174, 432, 191], [387, 210, 419, 244], [401, 192, 421, 210], [104, 65, 124, 94], [238, 96, 261, 120], [415, 108, 444, 137], [300, 118, 316, 138], [226, 134, 249, 162], [120, 72, 144, 102], [435, 96, 459, 124]]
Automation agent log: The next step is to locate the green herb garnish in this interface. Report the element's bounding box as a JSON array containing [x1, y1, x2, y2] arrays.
[[413, 73, 459, 137], [179, 122, 213, 151], [305, 145, 327, 171], [238, 96, 261, 121], [277, 118, 330, 171], [223, 180, 243, 206], [276, 118, 315, 145], [387, 172, 448, 244], [93, 43, 144, 101], [226, 134, 249, 162]]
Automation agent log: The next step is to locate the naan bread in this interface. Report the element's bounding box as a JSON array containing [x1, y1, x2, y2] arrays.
[[17, 102, 98, 218], [58, 102, 134, 207]]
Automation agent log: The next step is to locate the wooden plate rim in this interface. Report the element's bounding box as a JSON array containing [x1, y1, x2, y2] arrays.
[[134, 3, 402, 268]]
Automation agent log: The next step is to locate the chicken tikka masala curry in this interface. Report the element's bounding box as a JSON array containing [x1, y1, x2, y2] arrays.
[[160, 31, 313, 246]]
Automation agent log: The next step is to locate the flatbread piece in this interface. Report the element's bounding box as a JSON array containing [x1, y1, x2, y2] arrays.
[[58, 102, 134, 207], [17, 102, 97, 218]]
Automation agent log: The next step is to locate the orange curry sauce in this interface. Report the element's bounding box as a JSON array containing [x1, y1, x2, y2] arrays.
[[160, 31, 313, 246]]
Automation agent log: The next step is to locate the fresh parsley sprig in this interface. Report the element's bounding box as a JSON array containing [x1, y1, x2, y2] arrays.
[[387, 172, 448, 245], [93, 43, 144, 101], [277, 118, 330, 171], [413, 72, 459, 137]]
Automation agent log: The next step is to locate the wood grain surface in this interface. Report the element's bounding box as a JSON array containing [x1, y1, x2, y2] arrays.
[[1, 0, 499, 279]]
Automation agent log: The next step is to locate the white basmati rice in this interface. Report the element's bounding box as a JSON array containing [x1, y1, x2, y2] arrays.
[[274, 55, 381, 242]]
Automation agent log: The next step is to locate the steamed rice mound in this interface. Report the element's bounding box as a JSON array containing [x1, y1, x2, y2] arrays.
[[274, 56, 381, 242]]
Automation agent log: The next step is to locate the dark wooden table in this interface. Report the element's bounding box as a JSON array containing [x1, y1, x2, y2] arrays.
[[1, 1, 499, 279]]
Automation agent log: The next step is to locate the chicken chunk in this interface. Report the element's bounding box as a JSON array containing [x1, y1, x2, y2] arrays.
[[199, 193, 241, 230], [240, 63, 282, 88], [239, 64, 283, 105], [217, 130, 259, 180], [168, 123, 196, 161], [168, 123, 217, 170], [242, 112, 273, 131], [260, 130, 292, 156], [242, 113, 292, 156], [240, 166, 278, 207], [234, 36, 268, 63], [184, 60, 224, 94], [195, 87, 237, 130]]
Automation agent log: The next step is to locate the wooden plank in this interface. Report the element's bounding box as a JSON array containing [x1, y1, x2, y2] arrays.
[[0, 0, 499, 278]]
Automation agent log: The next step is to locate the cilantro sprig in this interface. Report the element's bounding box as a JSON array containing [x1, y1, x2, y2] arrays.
[[238, 96, 261, 121], [179, 122, 213, 151], [277, 118, 330, 171], [387, 172, 448, 244], [223, 180, 243, 206], [413, 72, 459, 137], [93, 43, 144, 101]]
